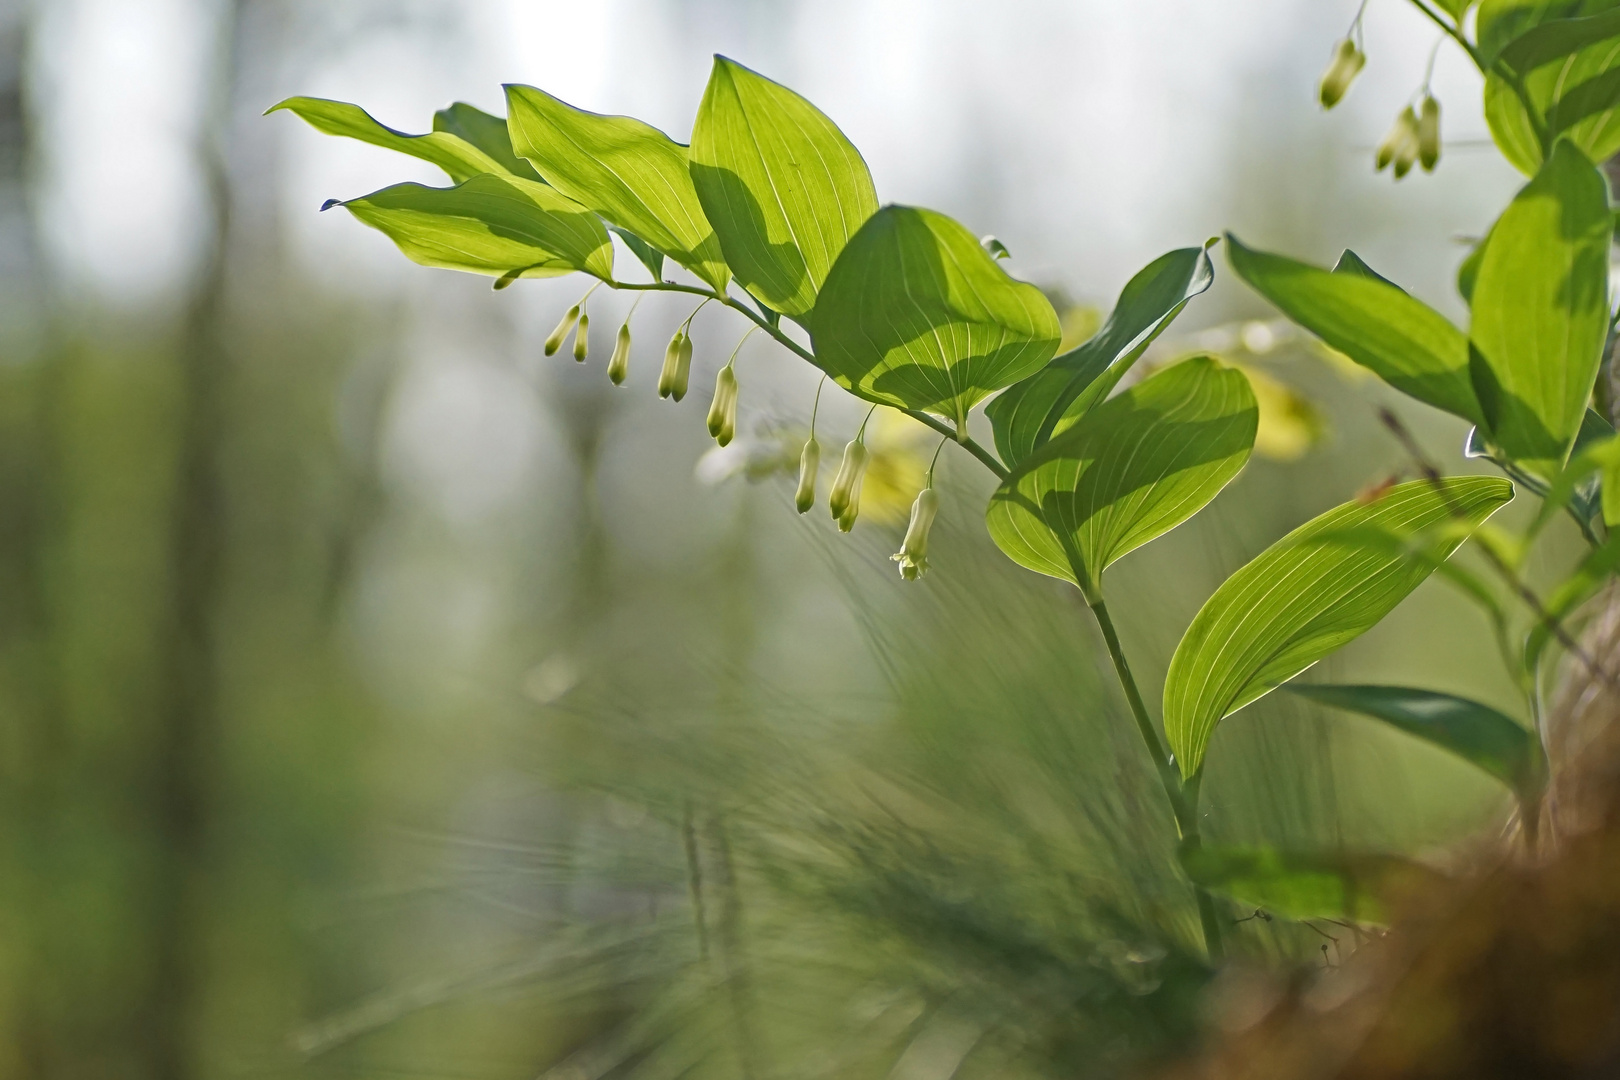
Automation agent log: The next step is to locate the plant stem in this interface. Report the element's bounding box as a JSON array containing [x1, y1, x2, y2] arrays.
[[1405, 0, 1548, 151], [1088, 595, 1223, 960]]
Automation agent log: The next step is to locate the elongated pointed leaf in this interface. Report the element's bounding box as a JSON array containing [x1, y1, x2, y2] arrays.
[[1226, 234, 1483, 426], [1484, 8, 1620, 173], [986, 245, 1214, 466], [809, 205, 1060, 429], [1469, 141, 1611, 480], [689, 56, 878, 318], [1181, 843, 1444, 925], [431, 102, 541, 180], [986, 358, 1257, 597], [504, 85, 729, 291], [326, 174, 613, 282], [1164, 477, 1514, 778], [1477, 0, 1617, 65], [1332, 249, 1403, 292], [1286, 684, 1534, 792], [609, 226, 666, 281], [269, 96, 514, 182]]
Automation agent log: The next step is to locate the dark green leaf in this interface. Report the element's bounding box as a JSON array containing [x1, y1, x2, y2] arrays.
[[1286, 684, 1534, 792], [986, 245, 1214, 466], [1469, 141, 1611, 480], [608, 226, 665, 281], [504, 84, 730, 291], [809, 205, 1061, 429], [1163, 477, 1514, 778], [1457, 236, 1488, 303], [268, 96, 513, 183], [689, 56, 878, 318], [1181, 843, 1445, 925], [430, 102, 541, 180], [985, 358, 1257, 598], [1227, 234, 1482, 426], [326, 174, 613, 283]]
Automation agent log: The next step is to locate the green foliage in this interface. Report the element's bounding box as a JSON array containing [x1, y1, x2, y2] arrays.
[[1469, 140, 1613, 479], [1484, 7, 1620, 172], [690, 56, 878, 318], [1285, 684, 1536, 793], [504, 84, 731, 291], [986, 245, 1214, 466], [985, 357, 1256, 598], [1163, 478, 1514, 779], [431, 101, 543, 179], [809, 206, 1061, 429], [1180, 844, 1445, 924], [325, 175, 615, 283], [268, 96, 522, 182]]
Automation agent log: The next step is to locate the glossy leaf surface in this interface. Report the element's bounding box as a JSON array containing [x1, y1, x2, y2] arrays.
[[505, 84, 729, 290], [810, 206, 1060, 428], [609, 226, 666, 281], [269, 97, 513, 183], [1226, 234, 1482, 426], [327, 175, 613, 282], [1181, 843, 1444, 925], [1286, 684, 1534, 792], [1469, 141, 1611, 480], [986, 358, 1256, 597], [986, 245, 1214, 466], [1164, 477, 1514, 778], [689, 56, 878, 318]]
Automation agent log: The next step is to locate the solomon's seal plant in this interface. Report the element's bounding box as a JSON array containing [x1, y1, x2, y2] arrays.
[[272, 0, 1620, 959]]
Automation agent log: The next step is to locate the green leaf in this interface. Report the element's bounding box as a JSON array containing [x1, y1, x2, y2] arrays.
[[1180, 843, 1444, 925], [809, 205, 1061, 429], [1525, 526, 1620, 672], [1286, 684, 1534, 792], [986, 245, 1214, 467], [325, 174, 614, 283], [985, 358, 1257, 598], [431, 102, 542, 181], [1521, 409, 1615, 538], [1469, 141, 1611, 480], [1437, 0, 1479, 17], [1226, 234, 1483, 427], [1478, 0, 1618, 65], [1484, 6, 1620, 173], [608, 226, 666, 281], [1163, 477, 1514, 779], [504, 84, 729, 292], [1457, 236, 1488, 303], [268, 96, 515, 183], [689, 56, 879, 319], [1331, 248, 1403, 292]]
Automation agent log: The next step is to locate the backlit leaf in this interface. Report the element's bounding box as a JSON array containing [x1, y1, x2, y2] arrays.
[[1181, 843, 1444, 925], [1286, 684, 1534, 792], [1469, 140, 1611, 480], [504, 84, 729, 291], [986, 245, 1214, 467], [1163, 477, 1514, 778], [1226, 234, 1482, 426], [609, 226, 666, 281], [268, 96, 514, 183], [1477, 0, 1618, 65], [1484, 6, 1620, 173], [985, 358, 1257, 598], [1331, 248, 1403, 292], [810, 206, 1061, 430], [325, 174, 613, 283], [689, 56, 878, 318], [431, 101, 542, 180]]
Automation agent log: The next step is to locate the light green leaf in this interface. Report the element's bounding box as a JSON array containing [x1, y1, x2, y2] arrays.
[[1180, 843, 1444, 925], [689, 56, 879, 319], [1286, 684, 1535, 793], [1226, 234, 1483, 426], [986, 358, 1256, 598], [1437, 0, 1480, 17], [1484, 7, 1620, 173], [325, 174, 614, 283], [268, 96, 514, 183], [504, 84, 729, 291], [809, 205, 1061, 430], [1331, 248, 1403, 292], [1469, 140, 1611, 480], [1163, 477, 1514, 779], [431, 102, 542, 180], [1458, 235, 1489, 303], [1478, 0, 1618, 65], [986, 245, 1214, 467]]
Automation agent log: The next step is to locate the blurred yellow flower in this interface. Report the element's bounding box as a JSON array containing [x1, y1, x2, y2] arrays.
[[1232, 362, 1327, 462], [859, 409, 933, 525]]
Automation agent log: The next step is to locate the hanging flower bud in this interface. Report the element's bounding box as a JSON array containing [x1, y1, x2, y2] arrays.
[[828, 439, 869, 532], [890, 486, 940, 581], [1318, 38, 1365, 109], [1418, 94, 1441, 172], [545, 305, 580, 356], [658, 330, 685, 399], [1375, 106, 1421, 178], [671, 333, 694, 402], [706, 366, 739, 446], [607, 323, 632, 385], [794, 436, 820, 514], [572, 312, 590, 362]]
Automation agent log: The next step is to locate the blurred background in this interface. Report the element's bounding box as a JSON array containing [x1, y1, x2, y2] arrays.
[[0, 1, 1577, 1077]]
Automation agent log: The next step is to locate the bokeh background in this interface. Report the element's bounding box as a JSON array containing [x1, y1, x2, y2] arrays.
[[0, 1, 1581, 1077]]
